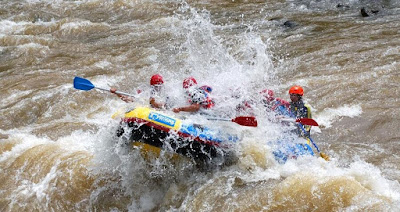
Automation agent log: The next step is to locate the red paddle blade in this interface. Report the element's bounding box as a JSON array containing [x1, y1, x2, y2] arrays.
[[296, 118, 319, 126], [232, 116, 258, 127]]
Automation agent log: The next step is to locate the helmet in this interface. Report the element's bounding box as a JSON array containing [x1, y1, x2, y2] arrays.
[[150, 74, 164, 86], [200, 85, 212, 93], [183, 77, 197, 89], [289, 86, 304, 96]]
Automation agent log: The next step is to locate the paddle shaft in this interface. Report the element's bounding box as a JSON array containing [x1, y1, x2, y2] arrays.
[[298, 123, 320, 153], [206, 117, 230, 121], [74, 76, 136, 98], [95, 87, 135, 97]]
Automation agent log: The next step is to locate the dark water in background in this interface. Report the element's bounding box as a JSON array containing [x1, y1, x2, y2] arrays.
[[1, 0, 400, 211]]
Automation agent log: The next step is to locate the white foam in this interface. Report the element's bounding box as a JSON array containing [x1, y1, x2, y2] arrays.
[[316, 104, 363, 128], [60, 20, 95, 30], [239, 152, 400, 205], [0, 90, 33, 108], [0, 20, 30, 35], [14, 164, 60, 202], [383, 47, 399, 57], [94, 60, 112, 69], [348, 161, 400, 200], [0, 132, 52, 163], [14, 42, 50, 57]]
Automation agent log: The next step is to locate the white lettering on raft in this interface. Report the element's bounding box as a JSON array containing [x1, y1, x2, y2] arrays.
[[148, 112, 176, 127]]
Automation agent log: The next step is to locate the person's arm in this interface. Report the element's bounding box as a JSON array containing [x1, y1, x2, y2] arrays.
[[150, 97, 164, 109], [110, 87, 134, 103], [120, 96, 134, 103], [172, 104, 201, 113]]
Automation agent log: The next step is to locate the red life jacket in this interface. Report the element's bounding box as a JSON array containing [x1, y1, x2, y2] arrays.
[[186, 88, 214, 109], [202, 96, 215, 109]]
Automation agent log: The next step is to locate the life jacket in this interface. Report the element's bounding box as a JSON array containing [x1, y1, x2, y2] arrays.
[[290, 100, 311, 119], [303, 104, 312, 133], [201, 90, 215, 109], [186, 88, 214, 109], [202, 96, 215, 109], [290, 100, 312, 136]]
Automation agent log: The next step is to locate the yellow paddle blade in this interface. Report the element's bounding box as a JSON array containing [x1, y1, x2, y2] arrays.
[[320, 152, 330, 161]]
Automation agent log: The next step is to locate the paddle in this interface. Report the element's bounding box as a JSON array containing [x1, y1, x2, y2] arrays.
[[298, 123, 329, 161], [296, 118, 318, 126], [281, 117, 319, 126], [73, 76, 135, 97], [207, 116, 258, 127]]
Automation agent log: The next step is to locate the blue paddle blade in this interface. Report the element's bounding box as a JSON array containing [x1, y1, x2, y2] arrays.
[[73, 77, 95, 91]]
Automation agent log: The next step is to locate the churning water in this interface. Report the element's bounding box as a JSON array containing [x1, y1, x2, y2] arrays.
[[1, 0, 400, 211]]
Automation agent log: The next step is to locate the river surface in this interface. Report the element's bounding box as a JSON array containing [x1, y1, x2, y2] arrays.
[[1, 0, 400, 211]]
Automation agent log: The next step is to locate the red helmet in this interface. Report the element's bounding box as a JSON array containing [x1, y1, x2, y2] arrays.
[[150, 74, 164, 86], [289, 85, 304, 96], [183, 77, 197, 89]]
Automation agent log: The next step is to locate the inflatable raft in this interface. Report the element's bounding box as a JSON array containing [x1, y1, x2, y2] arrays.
[[113, 107, 317, 165], [272, 138, 315, 164], [269, 104, 317, 163], [114, 107, 239, 164]]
